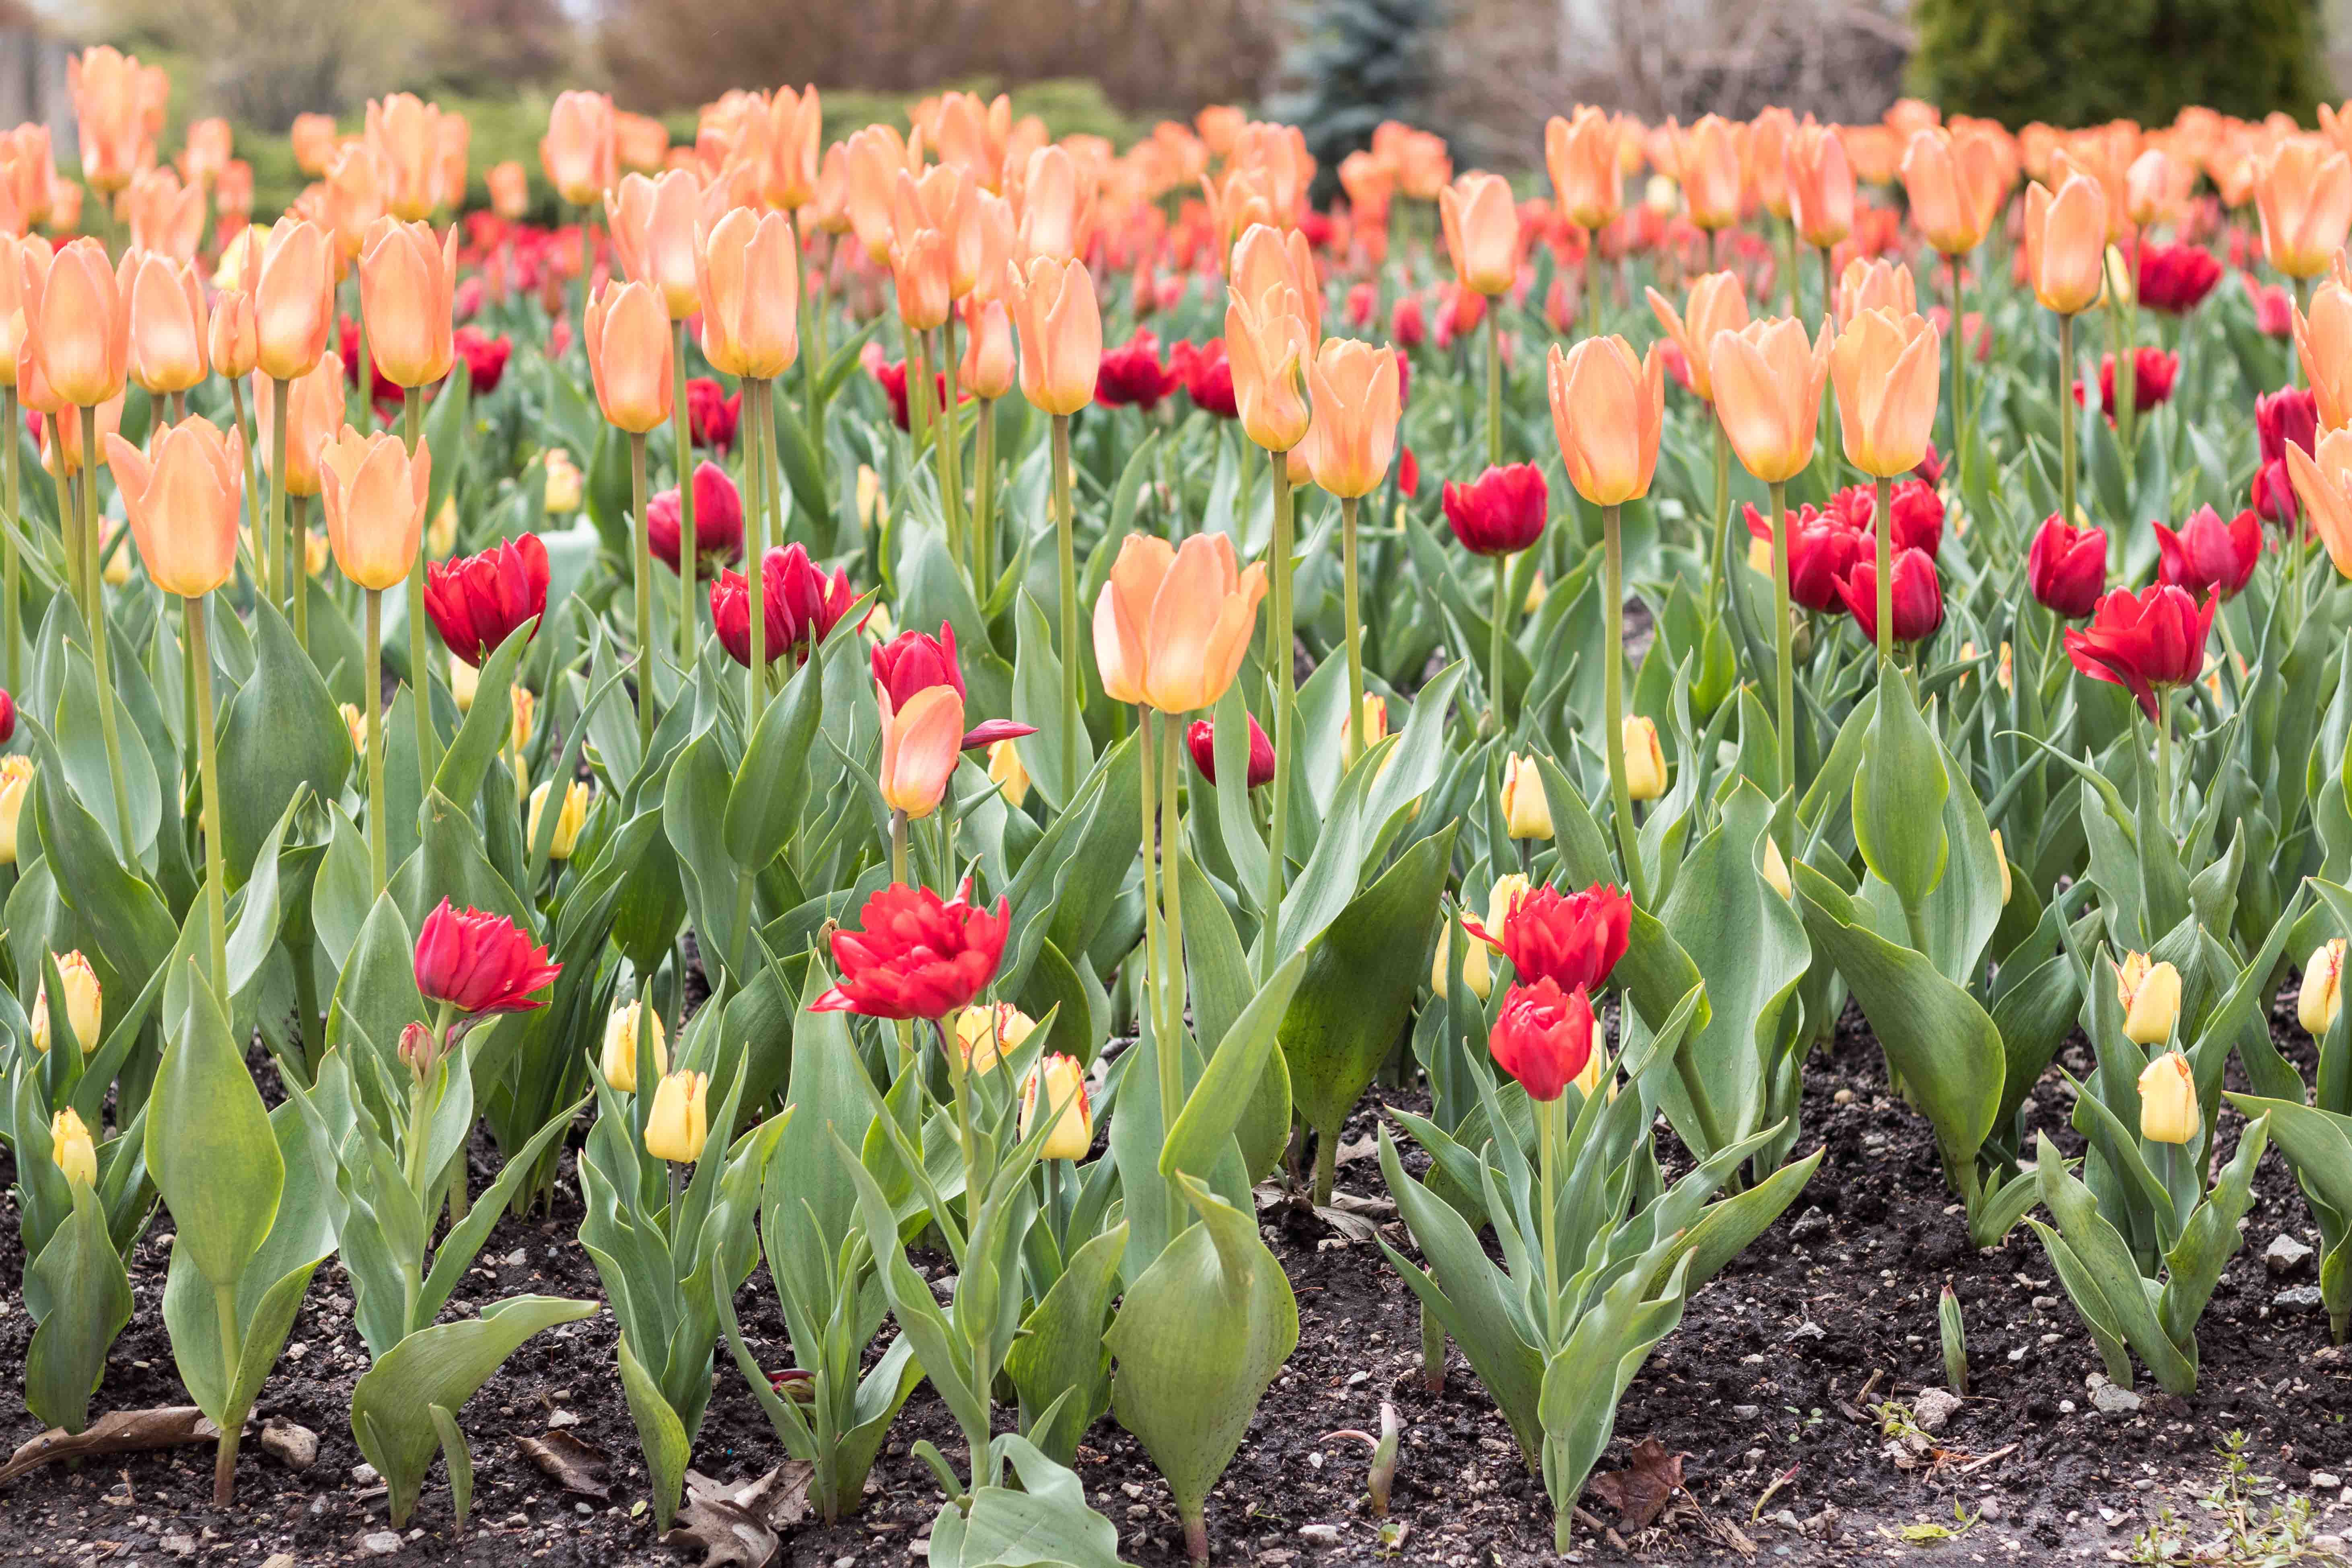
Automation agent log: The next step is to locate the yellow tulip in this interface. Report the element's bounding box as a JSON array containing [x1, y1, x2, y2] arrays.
[[1019, 1052, 1092, 1160], [2303, 939, 2346, 1037], [599, 998, 668, 1091], [0, 754, 31, 864], [1501, 753, 1552, 840], [49, 1107, 96, 1188], [1623, 716, 1666, 801], [32, 949, 102, 1055], [2116, 951, 2182, 1046], [953, 1001, 1037, 1072], [528, 777, 591, 858], [643, 1069, 709, 1163], [2136, 1050, 2198, 1145], [987, 737, 1030, 809]]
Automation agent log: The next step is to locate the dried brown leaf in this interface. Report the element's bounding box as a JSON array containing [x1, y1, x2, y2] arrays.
[[1584, 1436, 1687, 1531], [517, 1429, 613, 1501], [659, 1462, 815, 1568], [0, 1407, 219, 1485]]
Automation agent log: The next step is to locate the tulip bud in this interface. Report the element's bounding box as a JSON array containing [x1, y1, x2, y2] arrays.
[[1622, 716, 1665, 801], [1569, 1010, 1613, 1101], [528, 777, 591, 859], [599, 998, 668, 1091], [2136, 1049, 2199, 1145], [2116, 952, 2182, 1046], [1989, 828, 2012, 906], [208, 288, 256, 380], [1020, 1052, 1092, 1159], [511, 687, 537, 753], [398, 1019, 446, 1082], [31, 949, 102, 1055], [2303, 939, 2346, 1037], [543, 448, 584, 512], [448, 654, 479, 713], [1760, 836, 1794, 899], [49, 1107, 96, 1189], [952, 1000, 1036, 1072], [643, 1069, 709, 1163], [1500, 753, 1552, 840], [0, 754, 30, 864], [987, 737, 1030, 809]]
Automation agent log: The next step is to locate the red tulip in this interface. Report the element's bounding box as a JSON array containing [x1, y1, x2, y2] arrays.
[[2074, 347, 2179, 420], [1488, 977, 1595, 1103], [2027, 515, 2107, 618], [2065, 584, 2216, 720], [1397, 445, 1420, 497], [453, 324, 510, 394], [872, 622, 963, 708], [0, 687, 14, 743], [1171, 338, 1237, 419], [2136, 243, 2222, 314], [646, 460, 744, 577], [2243, 271, 2295, 337], [1187, 712, 1276, 789], [811, 877, 1010, 1021], [1833, 478, 1944, 560], [2154, 505, 2261, 600], [414, 897, 561, 1015], [1390, 293, 1426, 351], [864, 351, 957, 432], [687, 375, 740, 453], [1912, 441, 1945, 489], [1441, 463, 1548, 557], [2254, 385, 2319, 523], [424, 533, 550, 665], [710, 543, 862, 667], [1095, 328, 1181, 410], [1463, 881, 1630, 994], [1743, 498, 1865, 613], [1837, 547, 1945, 644]]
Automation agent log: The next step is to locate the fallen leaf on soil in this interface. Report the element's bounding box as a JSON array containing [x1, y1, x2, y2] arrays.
[[517, 1430, 613, 1500], [1585, 1436, 1687, 1531], [660, 1462, 814, 1567], [0, 1407, 220, 1485]]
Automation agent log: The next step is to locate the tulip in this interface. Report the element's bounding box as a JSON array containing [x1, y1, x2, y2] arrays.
[[2023, 175, 2108, 317], [1489, 978, 1597, 1102], [643, 1070, 710, 1163], [2293, 278, 2352, 432], [1788, 121, 1854, 249], [945, 1001, 1033, 1073], [1017, 144, 1092, 263], [31, 949, 102, 1054], [541, 91, 617, 208], [646, 462, 745, 577], [1004, 255, 1101, 417], [425, 533, 549, 666], [2136, 1049, 2198, 1144], [41, 1104, 97, 1193], [762, 86, 823, 210], [2255, 137, 2352, 280], [584, 280, 673, 434], [208, 288, 256, 382], [598, 999, 667, 1092], [1547, 335, 1664, 507], [1710, 317, 1831, 485], [1092, 532, 1267, 715], [1644, 272, 1748, 403], [125, 167, 204, 262], [2286, 428, 2352, 574], [1439, 172, 1517, 296], [125, 252, 207, 398], [1224, 281, 1313, 453], [102, 418, 243, 597], [414, 897, 561, 1014], [358, 218, 456, 388], [364, 93, 445, 220], [960, 297, 1016, 401], [1901, 128, 2000, 255], [318, 428, 428, 592], [710, 543, 859, 667], [253, 219, 336, 382], [812, 877, 1011, 1021], [68, 47, 146, 195], [606, 169, 702, 321], [487, 160, 528, 220], [878, 681, 964, 821], [2027, 516, 2107, 617], [1302, 338, 1402, 498], [1442, 464, 1547, 556], [2303, 940, 2347, 1037], [1744, 500, 1864, 612], [1836, 257, 1917, 325], [986, 737, 1029, 808], [1623, 716, 1666, 800], [1500, 753, 1552, 840], [2064, 584, 2216, 722], [1836, 548, 1944, 645], [1019, 1053, 1092, 1159], [21, 239, 127, 410], [1186, 712, 1276, 790], [872, 622, 964, 708], [250, 352, 345, 499], [697, 207, 798, 382], [2114, 949, 2183, 1048], [2153, 506, 2261, 601], [2136, 243, 2222, 314], [1545, 107, 1622, 230], [1095, 329, 1181, 411], [527, 777, 591, 859], [1669, 115, 1742, 229], [1831, 309, 1940, 478]]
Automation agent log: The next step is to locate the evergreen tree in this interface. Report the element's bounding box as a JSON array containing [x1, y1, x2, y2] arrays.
[[1270, 0, 1442, 203]]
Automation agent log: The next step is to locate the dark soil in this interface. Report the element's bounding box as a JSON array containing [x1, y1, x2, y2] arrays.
[[5, 1003, 2352, 1568]]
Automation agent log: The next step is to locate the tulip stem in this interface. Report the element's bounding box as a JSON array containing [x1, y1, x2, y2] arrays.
[[631, 433, 654, 750], [81, 403, 133, 856], [211, 1282, 243, 1506], [268, 377, 289, 619], [974, 397, 997, 582], [364, 587, 387, 896], [1708, 411, 1731, 615], [889, 808, 914, 1076], [226, 377, 258, 607], [2057, 312, 2076, 529], [403, 388, 436, 792], [2, 384, 16, 695], [745, 381, 768, 710], [1488, 552, 1510, 733], [1160, 714, 1188, 1060], [1874, 475, 1893, 665], [1601, 505, 1647, 909], [1262, 461, 1294, 981], [1768, 479, 1794, 853], [291, 495, 309, 651], [1535, 1095, 1561, 1348], [1484, 305, 1502, 469], [2293, 276, 2311, 388], [1051, 412, 1079, 799], [2153, 687, 2174, 842], [2110, 293, 2137, 458], [1342, 496, 1365, 767], [185, 593, 227, 1000], [1784, 219, 1801, 317], [1948, 252, 1967, 474], [1138, 705, 1166, 1073], [675, 322, 697, 675], [940, 316, 967, 576]]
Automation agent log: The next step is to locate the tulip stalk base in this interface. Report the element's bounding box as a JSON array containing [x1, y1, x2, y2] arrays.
[[673, 323, 697, 675], [1600, 506, 1647, 909], [185, 593, 228, 1000], [401, 389, 437, 792], [1263, 463, 1295, 979], [1342, 497, 1365, 766], [364, 588, 388, 896], [631, 433, 654, 750], [81, 403, 134, 856], [211, 1283, 244, 1506], [1051, 414, 1079, 798]]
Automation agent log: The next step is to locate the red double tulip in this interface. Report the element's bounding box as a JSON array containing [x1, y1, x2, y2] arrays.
[[1489, 977, 1596, 1103], [2154, 506, 2261, 600], [2135, 243, 2222, 314], [1837, 548, 1945, 645], [1464, 881, 1630, 994], [1743, 499, 1864, 613], [1095, 329, 1182, 411], [710, 543, 862, 667], [1187, 712, 1276, 789], [1171, 339, 1237, 419], [687, 376, 741, 453], [424, 533, 550, 665], [454, 325, 511, 394], [414, 898, 562, 1015], [2066, 584, 2216, 720], [2075, 348, 2180, 420], [646, 461, 744, 577], [812, 877, 1011, 1021], [1833, 479, 1945, 560], [2253, 386, 2319, 524], [1441, 463, 1549, 557], [2027, 516, 2107, 618], [872, 623, 963, 708]]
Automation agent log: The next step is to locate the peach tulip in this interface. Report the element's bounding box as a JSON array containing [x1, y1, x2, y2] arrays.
[[290, 113, 340, 178], [0, 126, 51, 235], [1439, 172, 1518, 296], [1788, 121, 1854, 248], [808, 143, 852, 235], [1836, 257, 1916, 325], [1230, 224, 1320, 342], [208, 288, 256, 380], [366, 93, 444, 221], [21, 238, 128, 409], [1646, 271, 1749, 402], [2255, 136, 2352, 280], [321, 140, 389, 263], [1547, 335, 1664, 507], [1225, 280, 1313, 453], [318, 428, 429, 591], [584, 279, 673, 433], [1016, 144, 1091, 264], [1092, 532, 1267, 713], [67, 46, 147, 196], [1670, 115, 1742, 229], [358, 218, 456, 388], [606, 169, 701, 321], [2296, 276, 2352, 431], [179, 116, 231, 190], [894, 165, 983, 299], [698, 207, 798, 381], [487, 160, 528, 221], [128, 251, 207, 396], [844, 125, 911, 263], [878, 681, 964, 819], [37, 390, 120, 476], [542, 91, 617, 208], [889, 226, 953, 332], [253, 218, 336, 381], [125, 168, 204, 263], [1901, 128, 2001, 255], [2289, 427, 2352, 575], [102, 417, 243, 597], [1747, 108, 1794, 219], [215, 160, 252, 219], [0, 233, 48, 387], [2023, 173, 2108, 315], [1545, 107, 1622, 230], [959, 296, 1015, 399], [1004, 255, 1101, 417], [252, 352, 346, 498], [1302, 337, 1401, 498], [613, 111, 667, 173], [1831, 309, 1941, 477], [763, 86, 822, 210], [1708, 316, 1833, 484]]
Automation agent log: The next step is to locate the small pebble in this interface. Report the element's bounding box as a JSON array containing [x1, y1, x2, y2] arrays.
[[1298, 1524, 1343, 1546], [360, 1532, 403, 1556], [2267, 1234, 2316, 1275]]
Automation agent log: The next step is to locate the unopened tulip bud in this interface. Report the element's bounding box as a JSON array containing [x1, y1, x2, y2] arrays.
[[542, 449, 583, 512], [1500, 753, 1552, 840], [2116, 952, 2182, 1046], [0, 755, 29, 864], [987, 737, 1029, 809], [1989, 828, 2012, 906], [1760, 836, 1793, 899], [398, 1019, 444, 1082], [528, 777, 591, 858], [1622, 716, 1665, 801], [1020, 1052, 1092, 1159], [31, 949, 102, 1054], [49, 1107, 95, 1189], [599, 998, 667, 1091], [2303, 939, 2346, 1037], [2136, 1049, 2198, 1144], [448, 654, 479, 713], [952, 1000, 1036, 1072], [643, 1069, 709, 1163]]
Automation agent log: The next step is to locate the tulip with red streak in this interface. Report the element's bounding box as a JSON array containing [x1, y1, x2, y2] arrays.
[[1488, 977, 1597, 1102], [414, 897, 562, 1014], [2065, 584, 2218, 721], [425, 533, 550, 665], [1172, 339, 1237, 418], [646, 461, 743, 576], [872, 623, 965, 708], [1096, 329, 1182, 411], [811, 877, 1011, 1021], [2075, 348, 2179, 420], [1461, 881, 1630, 994], [1442, 463, 1547, 556], [1187, 712, 1276, 789], [2136, 244, 2222, 314], [2154, 506, 2262, 600], [1837, 548, 1944, 644], [2027, 516, 2107, 617]]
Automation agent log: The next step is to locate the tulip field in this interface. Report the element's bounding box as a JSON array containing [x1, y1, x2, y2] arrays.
[[12, 55, 2352, 1568]]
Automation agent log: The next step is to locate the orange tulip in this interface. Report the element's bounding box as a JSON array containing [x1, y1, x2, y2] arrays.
[[2288, 427, 2352, 576], [317, 427, 429, 591], [2126, 147, 2188, 228], [968, 191, 1019, 304], [1547, 335, 1664, 507], [67, 46, 147, 196], [763, 86, 822, 210], [252, 352, 344, 498], [2296, 276, 2352, 431], [1224, 279, 1313, 453], [215, 160, 253, 219], [2023, 173, 2108, 315], [808, 143, 852, 235], [1378, 122, 1451, 202], [2255, 136, 2352, 280], [290, 113, 341, 178], [1670, 115, 1743, 229], [1229, 224, 1320, 340], [1836, 257, 1916, 324], [605, 169, 701, 321], [542, 92, 617, 208], [0, 233, 49, 387], [436, 116, 470, 213], [933, 90, 1012, 192], [1197, 106, 1247, 159], [889, 225, 954, 331], [844, 125, 912, 264], [1747, 108, 1794, 219], [1015, 144, 1091, 264], [1901, 128, 1998, 255], [179, 116, 231, 190], [1831, 309, 1941, 477], [1788, 121, 1854, 248], [42, 179, 78, 237], [698, 207, 798, 381], [584, 279, 673, 433], [365, 93, 444, 221], [1302, 337, 1401, 498], [1092, 532, 1267, 713], [1438, 172, 1517, 297], [127, 251, 206, 397], [613, 111, 668, 174], [253, 218, 336, 382], [36, 390, 120, 475], [1004, 255, 1100, 417], [959, 295, 1015, 399], [1338, 150, 1394, 227], [878, 681, 964, 819], [357, 218, 455, 389], [1646, 271, 1749, 402], [0, 126, 52, 235], [487, 160, 528, 221], [208, 288, 255, 381], [896, 166, 984, 300], [320, 140, 389, 263], [102, 417, 243, 597], [21, 238, 128, 409], [124, 168, 204, 263], [1708, 316, 1833, 484]]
